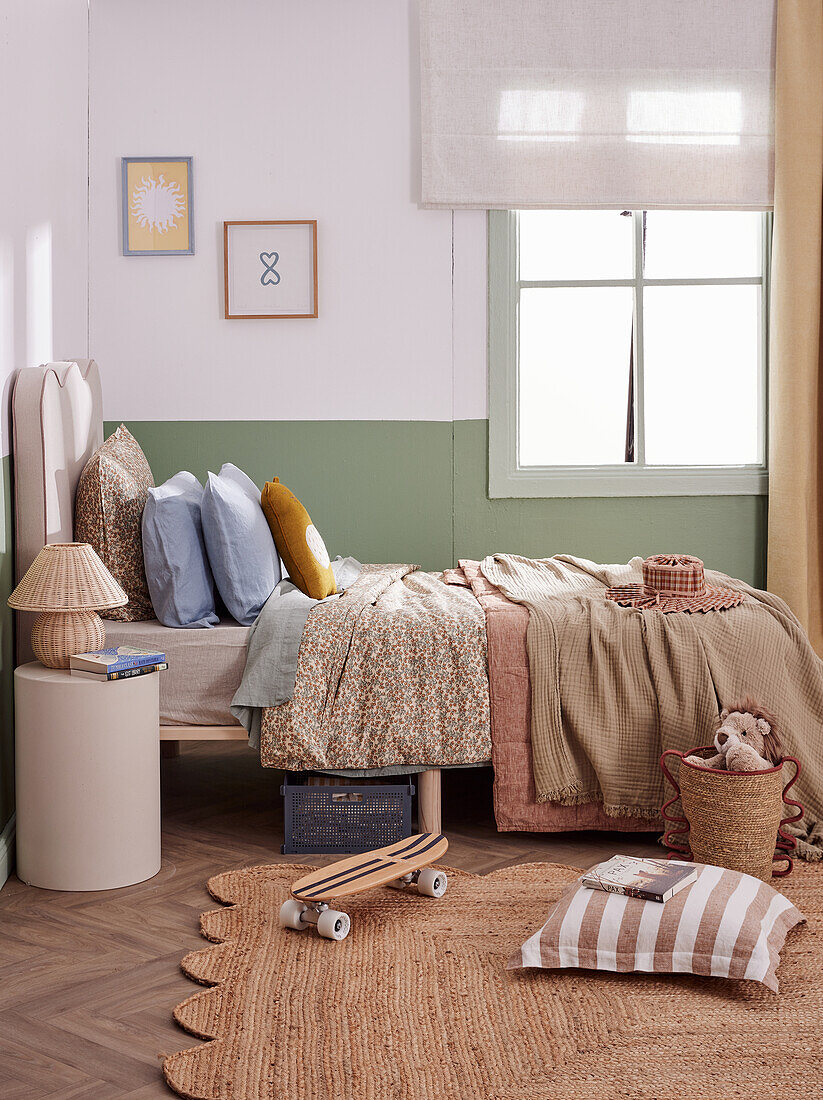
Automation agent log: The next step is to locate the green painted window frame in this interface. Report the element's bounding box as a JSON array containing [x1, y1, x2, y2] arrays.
[[488, 210, 771, 498]]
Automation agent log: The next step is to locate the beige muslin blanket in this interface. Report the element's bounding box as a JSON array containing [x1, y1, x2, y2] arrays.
[[480, 554, 823, 856]]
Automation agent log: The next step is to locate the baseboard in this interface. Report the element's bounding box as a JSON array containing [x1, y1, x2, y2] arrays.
[[0, 813, 16, 888]]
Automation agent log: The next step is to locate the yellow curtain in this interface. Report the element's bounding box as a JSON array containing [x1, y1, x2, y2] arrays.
[[769, 0, 823, 652]]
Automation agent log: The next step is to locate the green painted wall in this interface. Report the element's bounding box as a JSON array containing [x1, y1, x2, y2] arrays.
[[453, 421, 767, 587], [113, 419, 767, 588], [0, 454, 14, 834], [114, 420, 455, 572]]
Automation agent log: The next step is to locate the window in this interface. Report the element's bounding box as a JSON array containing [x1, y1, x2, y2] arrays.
[[488, 210, 770, 497]]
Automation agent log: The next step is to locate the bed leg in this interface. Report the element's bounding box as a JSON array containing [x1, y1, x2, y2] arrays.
[[160, 741, 181, 759], [418, 768, 442, 834]]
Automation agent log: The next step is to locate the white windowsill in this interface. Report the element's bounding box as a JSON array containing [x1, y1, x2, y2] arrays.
[[488, 464, 768, 499]]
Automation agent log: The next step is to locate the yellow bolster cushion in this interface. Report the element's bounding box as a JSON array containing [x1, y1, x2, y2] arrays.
[[260, 478, 336, 600]]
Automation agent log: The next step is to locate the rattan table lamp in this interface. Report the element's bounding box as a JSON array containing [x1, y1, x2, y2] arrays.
[[7, 543, 128, 668]]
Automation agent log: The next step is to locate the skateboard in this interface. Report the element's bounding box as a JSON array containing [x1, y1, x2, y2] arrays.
[[279, 832, 449, 941]]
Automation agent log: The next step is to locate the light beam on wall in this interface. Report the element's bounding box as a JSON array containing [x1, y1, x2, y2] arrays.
[[0, 238, 13, 462], [26, 222, 53, 365]]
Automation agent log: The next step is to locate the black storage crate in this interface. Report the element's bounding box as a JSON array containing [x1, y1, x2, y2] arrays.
[[281, 772, 415, 854]]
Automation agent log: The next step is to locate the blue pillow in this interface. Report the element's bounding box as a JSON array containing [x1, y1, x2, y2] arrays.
[[201, 463, 281, 626], [141, 472, 219, 628]]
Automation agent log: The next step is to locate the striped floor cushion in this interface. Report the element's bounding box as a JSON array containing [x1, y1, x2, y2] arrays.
[[508, 863, 805, 992]]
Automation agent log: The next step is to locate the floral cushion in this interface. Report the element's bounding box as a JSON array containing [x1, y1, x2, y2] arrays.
[[74, 424, 155, 621]]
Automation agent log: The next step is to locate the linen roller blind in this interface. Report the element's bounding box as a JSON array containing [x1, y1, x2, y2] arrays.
[[420, 0, 776, 209]]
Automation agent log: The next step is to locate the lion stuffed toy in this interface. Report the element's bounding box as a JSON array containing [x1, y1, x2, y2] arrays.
[[685, 698, 783, 772]]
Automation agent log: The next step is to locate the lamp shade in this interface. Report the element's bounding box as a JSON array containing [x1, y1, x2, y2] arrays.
[[7, 543, 128, 612]]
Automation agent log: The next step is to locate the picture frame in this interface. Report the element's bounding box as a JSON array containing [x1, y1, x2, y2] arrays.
[[121, 156, 194, 256], [223, 220, 318, 319]]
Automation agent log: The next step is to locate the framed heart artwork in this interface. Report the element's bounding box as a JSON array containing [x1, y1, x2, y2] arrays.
[[223, 220, 318, 319]]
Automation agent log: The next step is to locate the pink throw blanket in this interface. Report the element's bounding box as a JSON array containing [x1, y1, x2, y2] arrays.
[[448, 562, 656, 833]]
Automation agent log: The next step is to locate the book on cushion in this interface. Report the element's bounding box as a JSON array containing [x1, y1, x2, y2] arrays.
[[69, 646, 166, 674], [581, 856, 698, 903]]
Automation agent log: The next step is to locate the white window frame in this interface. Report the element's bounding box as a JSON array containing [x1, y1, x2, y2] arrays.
[[488, 210, 770, 498]]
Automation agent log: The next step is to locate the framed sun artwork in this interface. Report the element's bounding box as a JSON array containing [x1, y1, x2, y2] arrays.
[[121, 156, 194, 256], [223, 220, 318, 318]]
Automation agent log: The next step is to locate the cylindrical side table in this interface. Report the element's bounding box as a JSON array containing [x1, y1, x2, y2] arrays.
[[14, 663, 161, 890]]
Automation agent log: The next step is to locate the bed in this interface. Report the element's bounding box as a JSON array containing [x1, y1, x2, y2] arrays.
[[23, 360, 810, 845], [11, 360, 443, 829], [14, 358, 637, 838]]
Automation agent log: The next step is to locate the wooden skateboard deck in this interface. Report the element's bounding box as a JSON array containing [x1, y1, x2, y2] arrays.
[[291, 832, 449, 904]]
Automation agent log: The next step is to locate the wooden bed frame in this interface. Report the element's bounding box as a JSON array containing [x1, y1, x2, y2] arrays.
[[11, 361, 442, 833]]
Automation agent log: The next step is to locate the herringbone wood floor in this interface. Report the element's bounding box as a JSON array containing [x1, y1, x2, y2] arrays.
[[0, 744, 660, 1098]]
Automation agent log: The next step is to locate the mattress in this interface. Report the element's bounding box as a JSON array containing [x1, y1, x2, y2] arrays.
[[104, 618, 250, 727]]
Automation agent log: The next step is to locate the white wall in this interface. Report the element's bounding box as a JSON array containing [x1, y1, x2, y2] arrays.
[[89, 0, 487, 424], [0, 0, 90, 456], [0, 0, 89, 876]]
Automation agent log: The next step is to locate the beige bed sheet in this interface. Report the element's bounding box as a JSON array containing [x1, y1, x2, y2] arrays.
[[104, 618, 250, 727]]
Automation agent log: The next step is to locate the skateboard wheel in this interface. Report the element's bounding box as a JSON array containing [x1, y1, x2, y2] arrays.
[[417, 868, 448, 898], [279, 898, 308, 930], [317, 909, 351, 941]]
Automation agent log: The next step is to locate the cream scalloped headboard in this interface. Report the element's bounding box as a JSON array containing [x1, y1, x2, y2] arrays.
[[12, 360, 103, 662]]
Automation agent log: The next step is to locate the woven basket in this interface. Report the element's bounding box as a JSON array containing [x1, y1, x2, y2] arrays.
[[660, 746, 803, 881]]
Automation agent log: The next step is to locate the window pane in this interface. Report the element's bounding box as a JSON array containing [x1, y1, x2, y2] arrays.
[[518, 210, 634, 281], [643, 285, 760, 465], [519, 287, 634, 466], [643, 212, 761, 278]]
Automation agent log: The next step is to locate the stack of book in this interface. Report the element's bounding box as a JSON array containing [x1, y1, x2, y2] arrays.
[[69, 646, 168, 682], [581, 855, 697, 903]]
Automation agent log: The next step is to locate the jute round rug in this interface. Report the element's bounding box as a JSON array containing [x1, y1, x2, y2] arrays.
[[164, 862, 821, 1099]]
